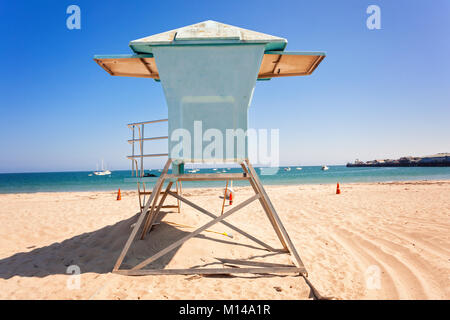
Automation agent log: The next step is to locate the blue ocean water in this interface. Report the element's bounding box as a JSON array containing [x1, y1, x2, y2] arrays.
[[1, 166, 450, 194]]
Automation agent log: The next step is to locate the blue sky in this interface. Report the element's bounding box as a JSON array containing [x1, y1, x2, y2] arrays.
[[0, 0, 449, 172]]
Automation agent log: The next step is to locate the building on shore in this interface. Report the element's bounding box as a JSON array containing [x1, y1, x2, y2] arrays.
[[347, 153, 450, 167]]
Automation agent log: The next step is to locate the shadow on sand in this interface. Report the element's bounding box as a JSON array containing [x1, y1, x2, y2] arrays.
[[0, 211, 271, 279]]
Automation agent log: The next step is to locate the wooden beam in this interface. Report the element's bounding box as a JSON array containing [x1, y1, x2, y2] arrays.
[[258, 72, 308, 78], [139, 57, 154, 75], [140, 179, 167, 239], [127, 153, 169, 159], [306, 55, 325, 75], [128, 136, 168, 144], [139, 191, 167, 196], [115, 266, 306, 276], [176, 180, 181, 213], [94, 59, 114, 76], [245, 160, 306, 271], [132, 194, 260, 270], [141, 181, 173, 237], [165, 173, 249, 181], [167, 190, 277, 252], [221, 180, 229, 215], [240, 163, 288, 251], [113, 159, 172, 271], [217, 258, 295, 268], [271, 54, 283, 75], [108, 72, 159, 79], [127, 119, 168, 127]]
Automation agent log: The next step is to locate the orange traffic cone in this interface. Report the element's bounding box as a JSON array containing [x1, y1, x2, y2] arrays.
[[229, 191, 233, 205], [336, 183, 341, 194], [117, 188, 121, 200]]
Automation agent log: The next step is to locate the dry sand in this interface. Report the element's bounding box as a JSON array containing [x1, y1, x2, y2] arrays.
[[0, 181, 449, 299]]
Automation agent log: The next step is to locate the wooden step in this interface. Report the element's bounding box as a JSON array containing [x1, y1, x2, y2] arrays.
[[139, 191, 167, 195], [141, 205, 179, 209]]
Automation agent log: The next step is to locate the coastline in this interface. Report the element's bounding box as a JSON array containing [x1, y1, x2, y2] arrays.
[[0, 181, 449, 299], [0, 172, 450, 195], [0, 177, 449, 195]]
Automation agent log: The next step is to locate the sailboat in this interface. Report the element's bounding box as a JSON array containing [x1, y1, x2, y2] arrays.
[[93, 160, 111, 176], [187, 163, 199, 173]]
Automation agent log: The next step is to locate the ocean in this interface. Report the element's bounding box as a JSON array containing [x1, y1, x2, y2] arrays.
[[1, 166, 450, 194]]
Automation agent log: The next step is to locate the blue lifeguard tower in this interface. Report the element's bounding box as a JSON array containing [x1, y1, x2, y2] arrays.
[[95, 21, 325, 277]]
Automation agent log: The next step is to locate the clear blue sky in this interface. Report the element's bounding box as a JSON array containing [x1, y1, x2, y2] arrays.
[[0, 0, 449, 172]]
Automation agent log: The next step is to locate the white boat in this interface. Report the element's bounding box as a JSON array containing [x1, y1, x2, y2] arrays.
[[187, 164, 199, 173], [296, 167, 302, 170], [93, 160, 111, 176], [321, 165, 329, 171], [284, 167, 291, 171]]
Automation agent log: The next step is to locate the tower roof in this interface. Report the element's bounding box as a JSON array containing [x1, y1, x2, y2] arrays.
[[130, 20, 287, 54], [94, 20, 325, 81]]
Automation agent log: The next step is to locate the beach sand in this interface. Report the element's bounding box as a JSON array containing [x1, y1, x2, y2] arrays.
[[0, 181, 448, 299]]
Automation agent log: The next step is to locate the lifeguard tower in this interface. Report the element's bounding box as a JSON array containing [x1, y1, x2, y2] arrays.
[[94, 20, 325, 276]]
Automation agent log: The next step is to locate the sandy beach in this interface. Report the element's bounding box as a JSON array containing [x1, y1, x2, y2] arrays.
[[0, 181, 448, 300]]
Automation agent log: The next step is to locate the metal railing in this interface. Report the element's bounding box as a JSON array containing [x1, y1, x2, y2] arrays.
[[127, 118, 168, 177], [127, 118, 181, 214]]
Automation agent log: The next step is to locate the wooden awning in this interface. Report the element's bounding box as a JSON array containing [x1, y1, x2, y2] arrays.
[[258, 51, 325, 79], [94, 54, 160, 79], [94, 51, 325, 80]]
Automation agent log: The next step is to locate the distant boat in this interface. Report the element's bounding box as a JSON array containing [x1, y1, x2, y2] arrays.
[[93, 160, 111, 176], [284, 167, 291, 172], [187, 164, 199, 173], [213, 168, 218, 171], [296, 167, 302, 170], [143, 172, 157, 177], [321, 165, 329, 171]]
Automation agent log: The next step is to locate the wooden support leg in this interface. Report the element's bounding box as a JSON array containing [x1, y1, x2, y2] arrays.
[[245, 160, 306, 271], [221, 180, 229, 215], [137, 182, 142, 211], [113, 159, 172, 271], [140, 178, 166, 239], [240, 162, 288, 252], [176, 180, 181, 213], [144, 181, 173, 235]]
